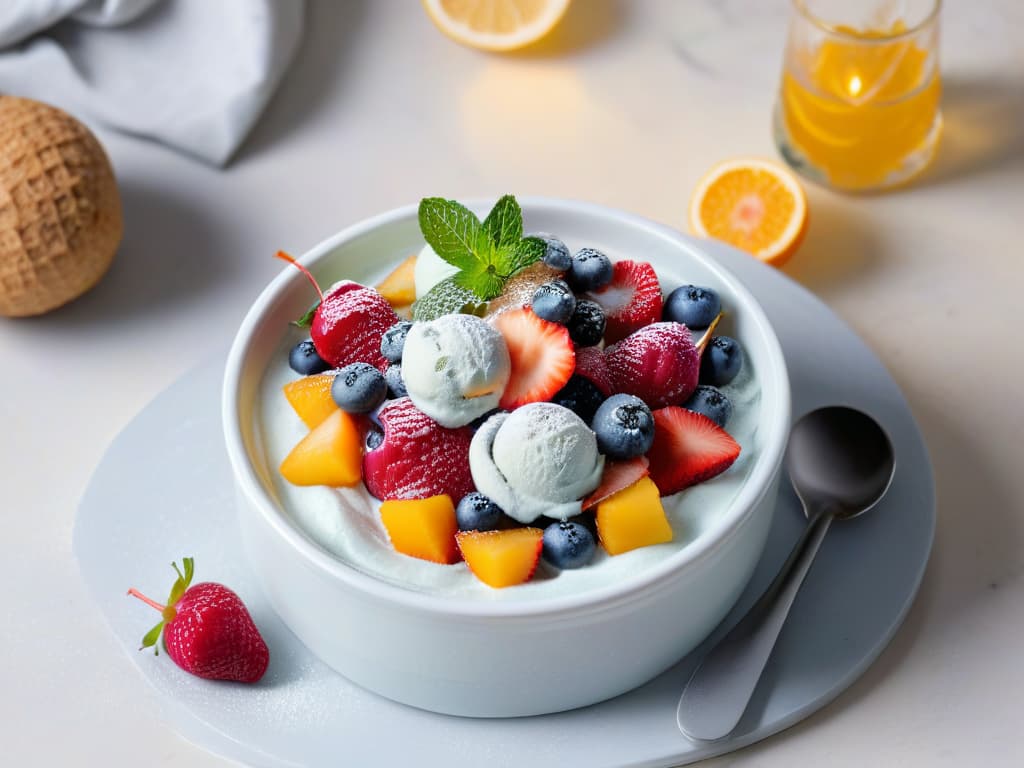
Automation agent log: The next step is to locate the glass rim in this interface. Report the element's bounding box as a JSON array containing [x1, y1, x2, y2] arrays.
[[792, 0, 941, 42]]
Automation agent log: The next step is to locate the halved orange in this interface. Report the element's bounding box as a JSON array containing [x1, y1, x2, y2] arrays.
[[689, 158, 808, 267], [421, 0, 571, 52]]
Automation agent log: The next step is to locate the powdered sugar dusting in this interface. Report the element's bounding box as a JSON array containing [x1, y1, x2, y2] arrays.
[[313, 284, 398, 370], [606, 322, 699, 408]]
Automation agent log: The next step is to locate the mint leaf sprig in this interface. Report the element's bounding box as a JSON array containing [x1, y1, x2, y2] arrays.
[[418, 195, 544, 302]]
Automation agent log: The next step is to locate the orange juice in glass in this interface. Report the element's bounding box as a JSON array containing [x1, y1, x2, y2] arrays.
[[775, 0, 942, 191]]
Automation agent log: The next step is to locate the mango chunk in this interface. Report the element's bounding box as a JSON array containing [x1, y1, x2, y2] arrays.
[[380, 494, 459, 564], [283, 373, 338, 429], [456, 528, 543, 588], [375, 254, 418, 307], [280, 409, 362, 487], [595, 476, 673, 555]]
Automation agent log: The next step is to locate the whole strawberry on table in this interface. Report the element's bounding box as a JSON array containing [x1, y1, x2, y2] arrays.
[[128, 558, 269, 683]]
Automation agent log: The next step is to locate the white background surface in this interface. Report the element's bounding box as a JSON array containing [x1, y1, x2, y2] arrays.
[[1, 1, 1021, 766]]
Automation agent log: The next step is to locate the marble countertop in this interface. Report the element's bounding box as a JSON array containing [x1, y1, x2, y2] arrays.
[[1, 1, 1021, 765]]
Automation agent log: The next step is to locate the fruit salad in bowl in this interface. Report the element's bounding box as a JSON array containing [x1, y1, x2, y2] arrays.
[[223, 196, 790, 716]]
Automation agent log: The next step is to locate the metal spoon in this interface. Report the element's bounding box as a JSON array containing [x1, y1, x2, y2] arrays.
[[676, 406, 895, 741]]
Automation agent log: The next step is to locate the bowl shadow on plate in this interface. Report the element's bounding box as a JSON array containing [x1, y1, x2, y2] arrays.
[[234, 0, 368, 164], [780, 195, 879, 297], [9, 177, 231, 331], [913, 74, 1024, 190], [506, 0, 623, 58]]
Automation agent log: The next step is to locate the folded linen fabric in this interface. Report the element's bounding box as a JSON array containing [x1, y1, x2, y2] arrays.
[[0, 0, 304, 165]]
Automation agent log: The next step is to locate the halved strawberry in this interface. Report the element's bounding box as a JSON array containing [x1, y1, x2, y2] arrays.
[[363, 398, 475, 501], [312, 281, 400, 371], [573, 346, 613, 397], [582, 456, 650, 510], [456, 528, 544, 588], [492, 307, 575, 410], [647, 407, 741, 496], [586, 260, 663, 344]]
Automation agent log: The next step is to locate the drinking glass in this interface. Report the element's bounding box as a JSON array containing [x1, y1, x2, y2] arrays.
[[775, 0, 942, 191]]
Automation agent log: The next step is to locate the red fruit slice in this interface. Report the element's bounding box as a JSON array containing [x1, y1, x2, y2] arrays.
[[312, 281, 400, 371], [456, 528, 544, 588], [363, 398, 475, 501], [585, 260, 663, 344], [605, 322, 699, 408], [647, 406, 741, 495], [492, 307, 575, 410], [573, 346, 613, 397], [582, 456, 650, 510]]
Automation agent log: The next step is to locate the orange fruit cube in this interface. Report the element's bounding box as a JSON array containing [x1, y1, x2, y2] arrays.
[[375, 254, 418, 308], [279, 409, 362, 487], [283, 374, 338, 429], [456, 528, 543, 588], [380, 495, 459, 564], [595, 476, 674, 555]]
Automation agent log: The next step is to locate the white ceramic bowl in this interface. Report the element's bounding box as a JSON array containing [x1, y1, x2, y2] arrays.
[[223, 198, 790, 717]]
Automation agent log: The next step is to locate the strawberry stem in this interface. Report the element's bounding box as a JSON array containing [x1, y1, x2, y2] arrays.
[[275, 250, 324, 302], [697, 313, 724, 355], [127, 588, 165, 613]]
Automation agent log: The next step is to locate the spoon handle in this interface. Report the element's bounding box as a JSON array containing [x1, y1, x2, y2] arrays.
[[676, 508, 834, 741]]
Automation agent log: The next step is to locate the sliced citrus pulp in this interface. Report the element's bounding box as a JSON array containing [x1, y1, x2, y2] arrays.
[[689, 158, 808, 267], [421, 0, 571, 52]]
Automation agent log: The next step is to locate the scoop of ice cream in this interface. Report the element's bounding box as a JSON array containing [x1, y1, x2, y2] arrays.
[[469, 403, 605, 524], [413, 243, 459, 299], [402, 314, 511, 428]]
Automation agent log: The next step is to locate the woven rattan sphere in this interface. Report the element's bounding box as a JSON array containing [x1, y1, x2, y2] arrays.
[[0, 96, 123, 317]]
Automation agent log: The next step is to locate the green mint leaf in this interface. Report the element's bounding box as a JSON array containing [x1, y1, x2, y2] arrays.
[[453, 263, 505, 301], [483, 195, 522, 249], [141, 620, 164, 655], [500, 236, 545, 277], [291, 300, 320, 329], [412, 277, 488, 321], [418, 198, 485, 272]]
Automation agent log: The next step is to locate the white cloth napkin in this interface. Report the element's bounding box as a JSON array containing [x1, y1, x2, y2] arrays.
[[0, 0, 304, 165]]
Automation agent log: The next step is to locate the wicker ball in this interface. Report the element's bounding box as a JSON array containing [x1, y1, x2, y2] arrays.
[[0, 96, 123, 317]]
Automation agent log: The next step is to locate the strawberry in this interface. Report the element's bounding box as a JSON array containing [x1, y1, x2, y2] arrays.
[[363, 397, 475, 501], [647, 407, 741, 495], [275, 251, 398, 371], [492, 307, 575, 410], [127, 558, 268, 683], [605, 322, 699, 408], [582, 456, 650, 510], [312, 281, 399, 371], [573, 345, 613, 397], [585, 260, 663, 344]]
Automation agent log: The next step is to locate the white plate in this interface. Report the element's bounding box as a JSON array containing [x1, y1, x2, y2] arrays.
[[73, 234, 934, 767]]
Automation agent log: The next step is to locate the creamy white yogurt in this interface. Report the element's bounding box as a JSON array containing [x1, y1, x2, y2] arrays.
[[258, 257, 763, 602]]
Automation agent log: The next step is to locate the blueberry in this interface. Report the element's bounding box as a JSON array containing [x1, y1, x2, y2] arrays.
[[365, 426, 384, 451], [566, 247, 613, 291], [528, 232, 572, 271], [591, 394, 655, 460], [567, 299, 606, 347], [531, 280, 576, 325], [380, 321, 413, 364], [469, 408, 505, 432], [552, 375, 605, 425], [700, 336, 744, 386], [456, 492, 504, 532], [542, 521, 596, 569], [331, 362, 388, 413], [663, 285, 721, 330], [384, 363, 408, 398], [288, 339, 330, 375], [683, 385, 733, 427]]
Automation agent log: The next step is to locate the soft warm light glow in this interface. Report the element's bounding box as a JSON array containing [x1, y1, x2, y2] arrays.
[[848, 74, 863, 97]]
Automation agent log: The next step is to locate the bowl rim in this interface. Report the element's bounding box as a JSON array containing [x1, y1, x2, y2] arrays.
[[222, 196, 791, 619]]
